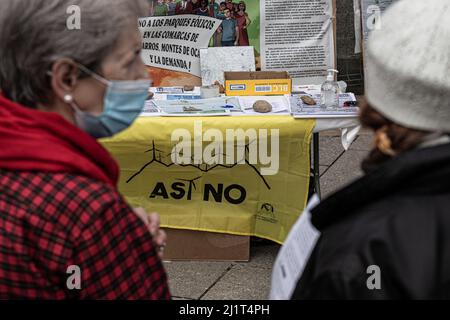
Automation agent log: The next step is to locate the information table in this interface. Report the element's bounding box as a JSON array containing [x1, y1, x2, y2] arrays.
[[101, 115, 359, 244]]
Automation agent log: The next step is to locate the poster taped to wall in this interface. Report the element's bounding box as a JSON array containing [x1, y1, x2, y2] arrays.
[[361, 0, 397, 44], [260, 0, 336, 85], [360, 0, 397, 89], [142, 0, 336, 86], [139, 15, 221, 77]]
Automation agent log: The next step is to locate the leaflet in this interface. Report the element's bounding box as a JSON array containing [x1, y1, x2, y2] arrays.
[[152, 97, 241, 116], [291, 93, 359, 118]]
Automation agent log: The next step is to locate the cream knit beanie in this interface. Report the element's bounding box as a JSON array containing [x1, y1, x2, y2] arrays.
[[366, 0, 450, 132]]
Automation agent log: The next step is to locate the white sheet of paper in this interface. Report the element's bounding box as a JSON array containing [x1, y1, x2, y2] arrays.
[[200, 47, 256, 86], [269, 195, 321, 300], [238, 96, 290, 114]]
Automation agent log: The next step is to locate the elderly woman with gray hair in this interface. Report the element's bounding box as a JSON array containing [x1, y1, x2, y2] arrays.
[[0, 0, 170, 299]]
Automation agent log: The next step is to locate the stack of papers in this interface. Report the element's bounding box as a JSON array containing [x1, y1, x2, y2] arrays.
[[290, 93, 359, 118], [143, 97, 241, 117], [238, 96, 290, 115], [141, 86, 359, 119]]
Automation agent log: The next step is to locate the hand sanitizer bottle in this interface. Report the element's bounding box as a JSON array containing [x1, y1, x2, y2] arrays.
[[321, 69, 339, 109]]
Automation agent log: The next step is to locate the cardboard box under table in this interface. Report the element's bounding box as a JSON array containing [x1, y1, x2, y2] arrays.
[[163, 229, 250, 261], [101, 116, 315, 261]]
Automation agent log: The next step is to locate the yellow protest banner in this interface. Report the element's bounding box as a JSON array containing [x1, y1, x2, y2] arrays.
[[101, 116, 315, 244]]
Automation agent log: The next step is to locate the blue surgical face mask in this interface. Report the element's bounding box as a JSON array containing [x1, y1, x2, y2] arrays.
[[70, 64, 151, 139]]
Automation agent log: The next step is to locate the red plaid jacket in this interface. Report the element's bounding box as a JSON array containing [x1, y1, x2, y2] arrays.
[[0, 171, 171, 299], [0, 95, 171, 299]]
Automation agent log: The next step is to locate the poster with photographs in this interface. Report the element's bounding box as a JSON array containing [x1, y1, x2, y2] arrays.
[[142, 0, 335, 86], [147, 0, 260, 50]]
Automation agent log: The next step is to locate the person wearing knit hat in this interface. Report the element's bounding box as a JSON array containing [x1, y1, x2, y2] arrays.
[[278, 0, 450, 299], [366, 0, 450, 133]]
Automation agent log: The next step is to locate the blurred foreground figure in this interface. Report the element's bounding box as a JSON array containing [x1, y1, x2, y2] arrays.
[[291, 0, 450, 299], [0, 0, 170, 299]]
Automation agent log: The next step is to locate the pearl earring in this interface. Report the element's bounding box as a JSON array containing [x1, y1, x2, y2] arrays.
[[63, 94, 73, 103]]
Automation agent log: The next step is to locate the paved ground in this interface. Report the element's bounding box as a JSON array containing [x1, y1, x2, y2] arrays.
[[164, 129, 374, 300]]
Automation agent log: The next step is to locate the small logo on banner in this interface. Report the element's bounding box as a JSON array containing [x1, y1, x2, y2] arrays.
[[256, 203, 278, 223]]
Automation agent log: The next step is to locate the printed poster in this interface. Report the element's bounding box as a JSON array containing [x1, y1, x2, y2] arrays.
[[142, 0, 336, 86]]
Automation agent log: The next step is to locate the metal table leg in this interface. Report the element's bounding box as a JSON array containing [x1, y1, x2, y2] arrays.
[[312, 132, 321, 200]]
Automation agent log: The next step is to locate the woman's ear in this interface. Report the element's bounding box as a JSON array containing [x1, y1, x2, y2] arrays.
[[49, 59, 79, 103], [374, 126, 397, 157]]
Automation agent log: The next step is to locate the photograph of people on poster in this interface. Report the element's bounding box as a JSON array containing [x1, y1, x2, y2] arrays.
[[148, 0, 257, 49]]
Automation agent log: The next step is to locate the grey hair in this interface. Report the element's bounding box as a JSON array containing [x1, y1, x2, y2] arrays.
[[0, 0, 149, 108]]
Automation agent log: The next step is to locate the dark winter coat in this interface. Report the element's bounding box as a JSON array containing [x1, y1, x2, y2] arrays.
[[293, 141, 450, 299]]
